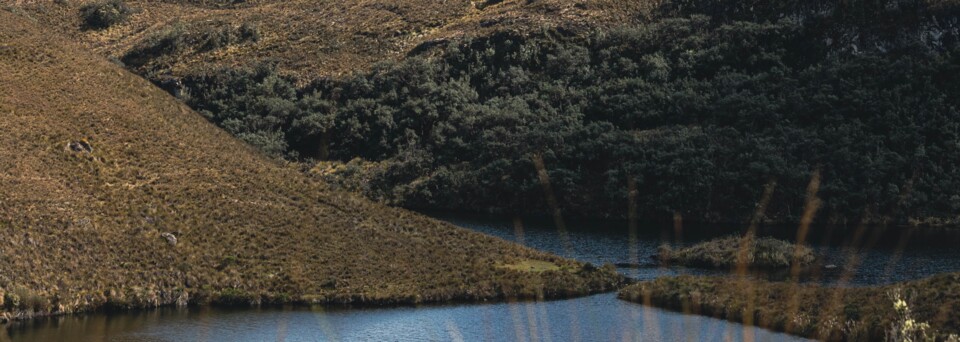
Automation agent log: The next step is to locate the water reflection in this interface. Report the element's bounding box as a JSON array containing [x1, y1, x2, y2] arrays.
[[439, 214, 960, 285], [3, 294, 807, 342], [6, 216, 960, 341]]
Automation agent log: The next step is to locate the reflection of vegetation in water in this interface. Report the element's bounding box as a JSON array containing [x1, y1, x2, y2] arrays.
[[172, 0, 960, 224]]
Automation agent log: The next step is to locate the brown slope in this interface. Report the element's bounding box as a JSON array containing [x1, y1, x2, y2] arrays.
[[9, 0, 650, 80], [0, 10, 621, 320]]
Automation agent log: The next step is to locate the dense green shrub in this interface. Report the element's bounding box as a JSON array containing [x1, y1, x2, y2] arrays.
[[181, 64, 299, 157], [80, 0, 132, 30], [169, 0, 960, 223]]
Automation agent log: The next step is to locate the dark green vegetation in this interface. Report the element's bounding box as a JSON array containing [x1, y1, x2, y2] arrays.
[[161, 0, 960, 224], [656, 236, 815, 269], [0, 11, 623, 322], [619, 273, 960, 341], [80, 0, 132, 30]]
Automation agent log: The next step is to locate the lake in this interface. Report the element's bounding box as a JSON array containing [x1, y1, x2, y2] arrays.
[[6, 214, 960, 342]]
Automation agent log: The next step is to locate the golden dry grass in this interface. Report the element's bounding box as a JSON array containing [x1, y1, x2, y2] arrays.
[[0, 10, 623, 321], [497, 259, 564, 273], [8, 0, 652, 81]]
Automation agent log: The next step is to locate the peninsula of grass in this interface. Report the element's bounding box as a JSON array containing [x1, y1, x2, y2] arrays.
[[0, 11, 624, 323], [656, 236, 816, 270], [618, 273, 960, 341]]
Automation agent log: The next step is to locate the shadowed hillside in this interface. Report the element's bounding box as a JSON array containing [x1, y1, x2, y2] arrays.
[[9, 0, 959, 225], [0, 10, 622, 321]]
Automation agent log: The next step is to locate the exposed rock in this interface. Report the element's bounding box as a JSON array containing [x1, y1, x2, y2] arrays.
[[160, 232, 177, 246], [66, 140, 93, 153]]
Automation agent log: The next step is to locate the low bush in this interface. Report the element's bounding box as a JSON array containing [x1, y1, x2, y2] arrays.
[[122, 23, 189, 67], [123, 22, 260, 68], [80, 0, 132, 30], [2, 287, 46, 312], [198, 23, 260, 52]]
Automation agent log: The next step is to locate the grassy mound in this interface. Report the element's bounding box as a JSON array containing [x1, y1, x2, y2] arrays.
[[657, 236, 816, 269], [0, 10, 623, 322], [618, 274, 960, 340]]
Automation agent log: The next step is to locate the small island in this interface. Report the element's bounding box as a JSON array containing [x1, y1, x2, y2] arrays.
[[655, 236, 816, 270]]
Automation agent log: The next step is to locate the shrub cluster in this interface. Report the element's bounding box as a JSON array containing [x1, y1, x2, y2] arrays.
[[122, 22, 260, 68], [2, 287, 47, 312], [198, 23, 260, 52], [80, 0, 132, 30], [171, 0, 960, 223]]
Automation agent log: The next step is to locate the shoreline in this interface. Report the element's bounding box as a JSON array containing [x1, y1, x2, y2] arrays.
[[0, 262, 628, 325], [418, 209, 960, 231], [618, 273, 960, 341], [1, 283, 633, 326]]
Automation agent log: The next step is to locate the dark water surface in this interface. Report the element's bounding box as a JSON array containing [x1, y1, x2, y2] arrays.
[[439, 214, 960, 285], [4, 293, 806, 342], [7, 215, 960, 342]]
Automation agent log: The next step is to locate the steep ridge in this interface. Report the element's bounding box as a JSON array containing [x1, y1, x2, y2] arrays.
[[0, 10, 622, 320]]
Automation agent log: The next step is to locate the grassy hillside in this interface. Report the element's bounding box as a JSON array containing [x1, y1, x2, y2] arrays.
[[0, 10, 623, 321], [10, 0, 960, 225], [10, 0, 650, 80]]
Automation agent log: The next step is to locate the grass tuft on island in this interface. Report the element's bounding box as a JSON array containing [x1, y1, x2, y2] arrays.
[[619, 273, 960, 341], [656, 236, 816, 270]]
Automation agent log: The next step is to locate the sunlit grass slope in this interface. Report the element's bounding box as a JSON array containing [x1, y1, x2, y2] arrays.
[[0, 10, 622, 321], [10, 0, 651, 80]]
